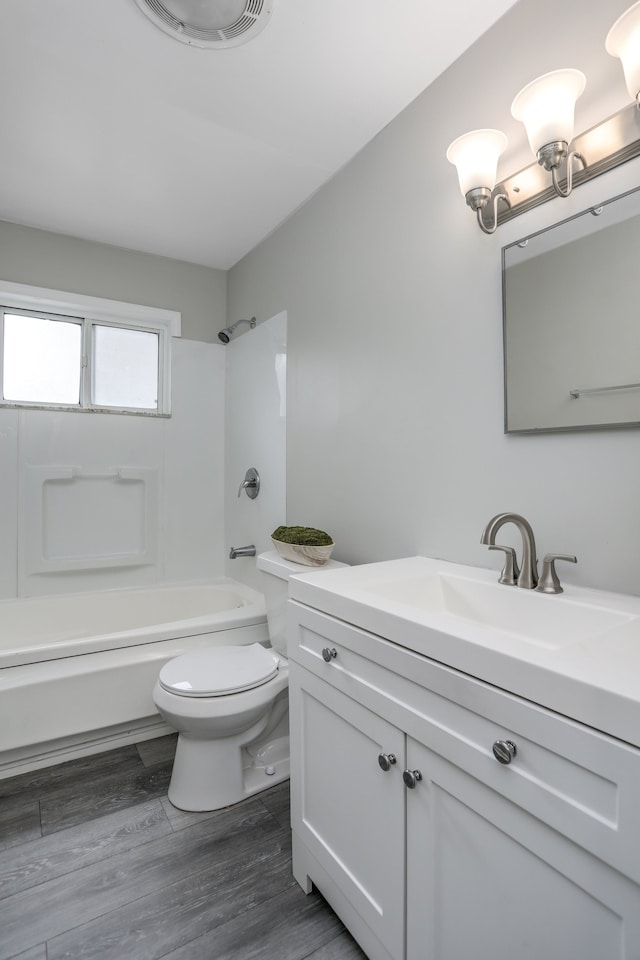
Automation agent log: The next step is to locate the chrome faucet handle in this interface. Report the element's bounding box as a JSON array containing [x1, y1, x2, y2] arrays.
[[488, 545, 520, 585], [535, 553, 577, 594], [237, 467, 260, 499]]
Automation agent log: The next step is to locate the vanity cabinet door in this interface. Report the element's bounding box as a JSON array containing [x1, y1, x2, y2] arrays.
[[289, 662, 406, 960], [405, 737, 640, 960]]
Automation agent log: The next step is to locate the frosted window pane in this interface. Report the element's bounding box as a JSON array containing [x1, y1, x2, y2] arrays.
[[92, 325, 158, 409], [3, 313, 81, 404]]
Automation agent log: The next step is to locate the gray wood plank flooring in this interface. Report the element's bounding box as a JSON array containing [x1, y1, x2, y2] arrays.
[[0, 735, 367, 960]]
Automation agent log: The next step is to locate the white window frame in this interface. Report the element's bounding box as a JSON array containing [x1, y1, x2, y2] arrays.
[[0, 281, 181, 416]]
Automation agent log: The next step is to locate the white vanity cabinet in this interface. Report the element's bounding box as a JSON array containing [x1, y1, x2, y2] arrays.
[[288, 600, 640, 960]]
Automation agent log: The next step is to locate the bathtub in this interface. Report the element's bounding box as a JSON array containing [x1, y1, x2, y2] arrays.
[[0, 579, 269, 778]]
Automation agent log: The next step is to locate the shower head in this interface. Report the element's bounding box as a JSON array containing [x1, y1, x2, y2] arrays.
[[217, 317, 256, 344]]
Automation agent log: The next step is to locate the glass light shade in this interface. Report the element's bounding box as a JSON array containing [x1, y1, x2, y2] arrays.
[[511, 69, 586, 155], [606, 1, 640, 102], [446, 129, 508, 196]]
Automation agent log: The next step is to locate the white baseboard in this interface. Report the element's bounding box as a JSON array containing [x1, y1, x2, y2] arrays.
[[0, 716, 175, 780]]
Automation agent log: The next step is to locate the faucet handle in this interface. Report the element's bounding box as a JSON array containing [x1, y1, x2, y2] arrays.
[[237, 467, 260, 499], [535, 553, 577, 594], [488, 544, 520, 586]]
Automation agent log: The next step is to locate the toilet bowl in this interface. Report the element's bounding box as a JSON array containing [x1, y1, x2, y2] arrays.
[[153, 549, 347, 811], [153, 644, 289, 811]]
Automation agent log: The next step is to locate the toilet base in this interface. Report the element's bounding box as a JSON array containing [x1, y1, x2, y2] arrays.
[[168, 724, 290, 812], [243, 739, 290, 801]]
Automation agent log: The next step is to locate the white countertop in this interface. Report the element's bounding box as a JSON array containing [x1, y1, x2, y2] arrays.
[[288, 556, 640, 748]]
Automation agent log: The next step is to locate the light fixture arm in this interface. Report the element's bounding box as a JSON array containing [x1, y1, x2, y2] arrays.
[[536, 141, 587, 198], [551, 150, 586, 196], [465, 187, 511, 234]]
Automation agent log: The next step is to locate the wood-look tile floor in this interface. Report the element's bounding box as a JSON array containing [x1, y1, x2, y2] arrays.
[[0, 735, 367, 960]]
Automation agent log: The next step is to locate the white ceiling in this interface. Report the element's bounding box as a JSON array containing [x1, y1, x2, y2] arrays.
[[0, 0, 519, 270]]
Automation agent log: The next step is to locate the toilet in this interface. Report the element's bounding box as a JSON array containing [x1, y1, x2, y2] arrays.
[[153, 549, 346, 811]]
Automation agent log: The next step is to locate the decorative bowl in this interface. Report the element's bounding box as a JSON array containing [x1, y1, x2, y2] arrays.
[[271, 538, 335, 566]]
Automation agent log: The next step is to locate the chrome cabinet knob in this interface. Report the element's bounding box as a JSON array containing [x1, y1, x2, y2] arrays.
[[403, 769, 423, 789], [492, 739, 517, 764], [378, 753, 397, 772], [321, 647, 338, 662]]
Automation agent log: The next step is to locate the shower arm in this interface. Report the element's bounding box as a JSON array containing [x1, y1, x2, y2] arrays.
[[218, 316, 256, 343], [231, 317, 255, 334]]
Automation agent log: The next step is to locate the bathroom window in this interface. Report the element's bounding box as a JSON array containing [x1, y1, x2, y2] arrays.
[[3, 311, 82, 405], [91, 324, 159, 409], [0, 282, 180, 415]]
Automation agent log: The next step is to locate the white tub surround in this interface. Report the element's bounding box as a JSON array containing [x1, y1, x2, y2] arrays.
[[0, 336, 225, 601], [0, 579, 267, 778]]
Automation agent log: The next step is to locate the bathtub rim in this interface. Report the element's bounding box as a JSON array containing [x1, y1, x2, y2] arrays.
[[0, 576, 266, 669]]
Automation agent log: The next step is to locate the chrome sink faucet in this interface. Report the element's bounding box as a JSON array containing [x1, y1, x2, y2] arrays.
[[481, 512, 538, 589]]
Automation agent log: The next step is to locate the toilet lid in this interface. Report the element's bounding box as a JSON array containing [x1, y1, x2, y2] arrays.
[[158, 643, 280, 697]]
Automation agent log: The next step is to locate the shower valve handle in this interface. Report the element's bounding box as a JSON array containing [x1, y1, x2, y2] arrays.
[[237, 467, 260, 499]]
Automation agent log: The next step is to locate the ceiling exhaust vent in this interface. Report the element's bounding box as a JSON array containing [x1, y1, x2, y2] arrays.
[[134, 0, 273, 49]]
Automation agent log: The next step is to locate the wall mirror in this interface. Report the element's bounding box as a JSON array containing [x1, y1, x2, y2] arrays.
[[502, 184, 640, 433]]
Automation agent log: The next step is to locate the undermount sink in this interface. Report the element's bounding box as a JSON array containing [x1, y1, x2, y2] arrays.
[[358, 570, 635, 650]]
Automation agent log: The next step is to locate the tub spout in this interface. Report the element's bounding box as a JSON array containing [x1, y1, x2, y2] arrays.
[[229, 544, 256, 559]]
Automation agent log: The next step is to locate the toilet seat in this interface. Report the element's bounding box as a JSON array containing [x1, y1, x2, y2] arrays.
[[159, 643, 280, 697]]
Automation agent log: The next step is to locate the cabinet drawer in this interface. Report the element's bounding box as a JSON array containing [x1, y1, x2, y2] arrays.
[[288, 600, 640, 885], [289, 600, 397, 705]]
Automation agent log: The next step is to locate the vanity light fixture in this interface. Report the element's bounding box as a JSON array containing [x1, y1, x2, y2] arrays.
[[511, 69, 586, 198], [446, 129, 510, 234], [447, 1, 640, 233], [606, 0, 640, 105]]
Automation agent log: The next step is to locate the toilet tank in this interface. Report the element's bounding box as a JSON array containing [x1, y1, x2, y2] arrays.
[[257, 550, 349, 657]]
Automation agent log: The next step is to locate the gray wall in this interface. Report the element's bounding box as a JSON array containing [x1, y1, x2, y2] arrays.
[[227, 0, 640, 595], [0, 220, 226, 342]]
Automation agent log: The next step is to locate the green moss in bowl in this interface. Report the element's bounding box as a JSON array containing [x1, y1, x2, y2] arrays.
[[271, 526, 335, 565]]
